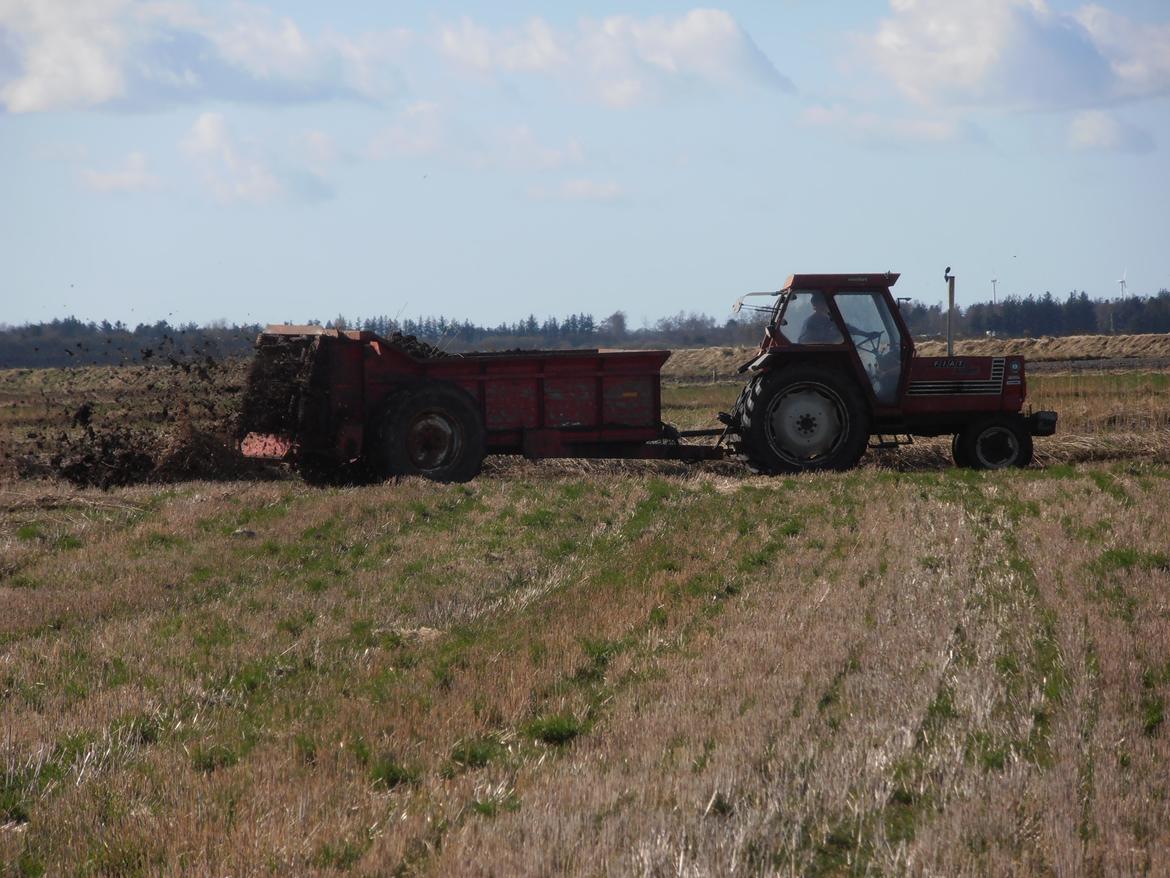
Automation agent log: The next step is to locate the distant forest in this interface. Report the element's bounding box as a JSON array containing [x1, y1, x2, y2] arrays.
[[2, 289, 1169, 369]]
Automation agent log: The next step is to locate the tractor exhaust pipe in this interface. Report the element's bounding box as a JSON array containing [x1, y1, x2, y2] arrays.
[[944, 266, 955, 357]]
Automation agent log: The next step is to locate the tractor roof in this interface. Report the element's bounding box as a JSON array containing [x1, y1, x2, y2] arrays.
[[782, 273, 900, 292]]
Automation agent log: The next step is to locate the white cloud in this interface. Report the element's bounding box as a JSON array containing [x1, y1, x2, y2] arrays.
[[863, 0, 1170, 111], [801, 104, 983, 147], [0, 0, 129, 111], [366, 101, 446, 160], [366, 104, 586, 174], [487, 126, 584, 171], [1, 4, 785, 112], [1068, 110, 1154, 153], [1074, 5, 1170, 100], [0, 0, 409, 112], [530, 179, 623, 202], [438, 9, 792, 107], [439, 17, 566, 74], [209, 8, 316, 81], [34, 141, 89, 163], [182, 112, 281, 203], [295, 129, 338, 169], [80, 151, 160, 192], [195, 7, 409, 101], [562, 179, 621, 201]]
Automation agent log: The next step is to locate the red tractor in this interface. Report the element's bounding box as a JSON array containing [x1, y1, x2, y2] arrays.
[[237, 272, 1056, 481], [722, 272, 1056, 473]]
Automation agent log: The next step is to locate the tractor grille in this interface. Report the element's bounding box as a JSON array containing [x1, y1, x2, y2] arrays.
[[906, 357, 1005, 397]]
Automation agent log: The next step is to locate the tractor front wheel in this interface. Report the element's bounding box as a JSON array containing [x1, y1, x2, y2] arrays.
[[951, 434, 971, 468], [733, 366, 870, 474], [956, 415, 1033, 470], [377, 383, 486, 482]]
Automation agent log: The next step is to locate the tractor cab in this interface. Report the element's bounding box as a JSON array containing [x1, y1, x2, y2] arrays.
[[742, 273, 912, 410]]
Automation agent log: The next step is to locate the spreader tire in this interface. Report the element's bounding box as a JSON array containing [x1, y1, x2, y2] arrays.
[[957, 415, 1033, 470], [734, 366, 870, 474], [378, 383, 486, 482]]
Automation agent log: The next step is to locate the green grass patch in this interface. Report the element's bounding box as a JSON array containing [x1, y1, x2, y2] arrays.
[[817, 652, 861, 730], [134, 531, 189, 555], [471, 790, 521, 818], [1096, 547, 1170, 573], [920, 684, 960, 741], [520, 507, 556, 528], [309, 839, 366, 870], [526, 713, 582, 746], [1139, 662, 1169, 737], [192, 616, 237, 652], [276, 611, 315, 638], [370, 755, 419, 789], [449, 735, 504, 770], [624, 479, 675, 538], [191, 743, 239, 773], [15, 523, 42, 541], [1088, 471, 1132, 505]]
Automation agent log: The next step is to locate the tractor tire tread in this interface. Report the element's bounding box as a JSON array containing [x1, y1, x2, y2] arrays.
[[735, 366, 870, 474]]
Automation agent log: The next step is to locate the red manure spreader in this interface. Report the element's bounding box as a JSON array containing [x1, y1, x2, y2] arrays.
[[238, 272, 1057, 482]]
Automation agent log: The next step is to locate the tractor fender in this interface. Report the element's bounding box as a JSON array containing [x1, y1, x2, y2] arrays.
[[744, 349, 858, 377], [731, 352, 876, 434]]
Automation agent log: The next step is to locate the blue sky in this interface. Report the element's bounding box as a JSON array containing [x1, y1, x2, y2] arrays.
[[2, 0, 1168, 328]]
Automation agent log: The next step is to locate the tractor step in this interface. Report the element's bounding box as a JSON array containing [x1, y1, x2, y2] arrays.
[[868, 434, 914, 450]]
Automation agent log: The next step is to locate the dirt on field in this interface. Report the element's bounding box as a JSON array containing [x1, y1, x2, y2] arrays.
[[1, 330, 453, 488], [5, 368, 264, 489]]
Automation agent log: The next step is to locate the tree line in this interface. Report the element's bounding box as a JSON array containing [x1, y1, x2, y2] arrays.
[[2, 289, 1168, 369], [0, 317, 262, 370]]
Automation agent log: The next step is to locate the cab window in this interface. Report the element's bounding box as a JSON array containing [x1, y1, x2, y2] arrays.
[[833, 291, 904, 404], [775, 291, 843, 345]]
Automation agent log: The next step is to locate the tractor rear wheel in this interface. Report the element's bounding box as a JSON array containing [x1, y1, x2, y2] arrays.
[[956, 415, 1033, 470], [377, 383, 486, 482], [733, 366, 870, 474]]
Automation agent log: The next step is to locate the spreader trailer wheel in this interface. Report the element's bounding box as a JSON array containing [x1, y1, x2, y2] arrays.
[[377, 382, 486, 482]]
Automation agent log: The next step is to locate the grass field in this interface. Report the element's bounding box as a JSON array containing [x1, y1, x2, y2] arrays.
[[2, 362, 1169, 875]]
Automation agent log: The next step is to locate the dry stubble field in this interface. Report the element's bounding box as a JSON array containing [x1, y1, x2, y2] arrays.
[[2, 364, 1170, 876]]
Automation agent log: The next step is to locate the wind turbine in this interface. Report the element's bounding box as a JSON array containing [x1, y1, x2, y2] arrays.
[[1118, 269, 1128, 299], [991, 276, 998, 304]]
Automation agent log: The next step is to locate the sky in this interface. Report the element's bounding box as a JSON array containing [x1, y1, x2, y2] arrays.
[[2, 0, 1169, 328]]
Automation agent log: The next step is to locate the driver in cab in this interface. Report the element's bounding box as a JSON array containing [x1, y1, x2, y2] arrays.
[[798, 294, 844, 344], [797, 294, 898, 401]]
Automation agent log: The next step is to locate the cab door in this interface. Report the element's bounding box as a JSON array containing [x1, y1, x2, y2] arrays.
[[830, 291, 907, 406]]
